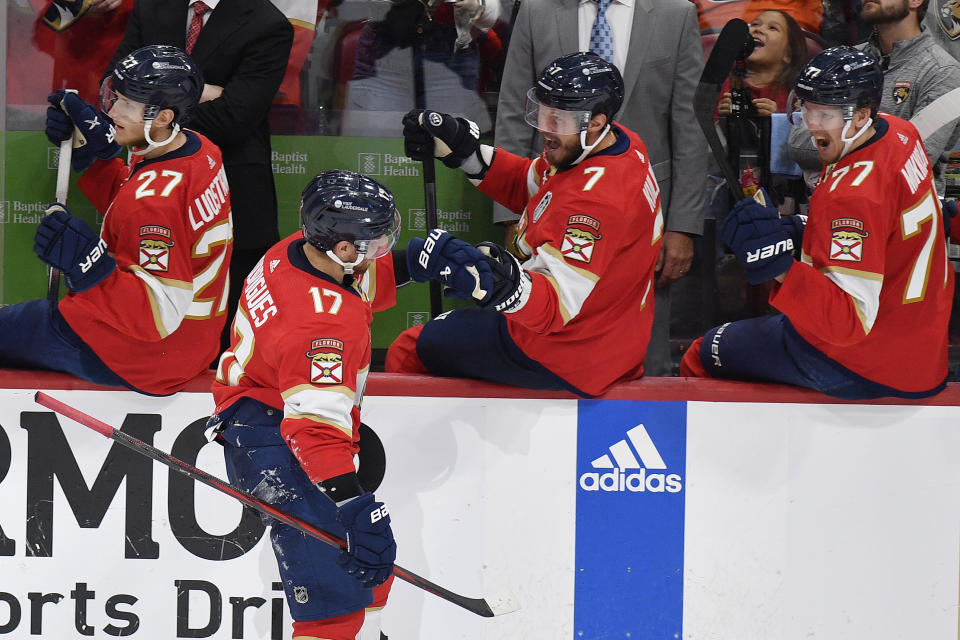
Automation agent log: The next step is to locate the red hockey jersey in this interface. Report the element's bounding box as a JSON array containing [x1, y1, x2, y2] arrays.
[[478, 124, 663, 396], [64, 131, 233, 395], [771, 115, 954, 393], [212, 233, 396, 483]]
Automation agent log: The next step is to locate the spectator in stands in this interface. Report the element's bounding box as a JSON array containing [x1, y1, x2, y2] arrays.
[[682, 47, 954, 400], [716, 10, 809, 118], [35, 0, 134, 104], [334, 0, 500, 137], [692, 0, 824, 34], [107, 0, 294, 356], [493, 0, 707, 376], [789, 0, 960, 194]]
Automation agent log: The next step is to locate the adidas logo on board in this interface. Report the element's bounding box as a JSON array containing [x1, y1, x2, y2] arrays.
[[579, 424, 682, 493]]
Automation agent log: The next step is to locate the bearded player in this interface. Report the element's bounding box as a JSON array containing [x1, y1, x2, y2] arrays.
[[0, 44, 231, 395], [681, 46, 954, 399], [387, 51, 663, 397], [208, 170, 402, 639]]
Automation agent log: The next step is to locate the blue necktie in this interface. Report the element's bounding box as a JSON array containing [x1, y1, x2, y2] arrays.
[[589, 0, 614, 64]]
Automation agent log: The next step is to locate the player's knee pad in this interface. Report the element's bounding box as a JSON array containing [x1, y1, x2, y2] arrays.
[[385, 325, 427, 373], [679, 337, 708, 377]]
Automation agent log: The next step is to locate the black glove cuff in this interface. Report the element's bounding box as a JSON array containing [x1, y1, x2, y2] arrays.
[[317, 472, 364, 503], [392, 249, 412, 286], [464, 147, 494, 181]]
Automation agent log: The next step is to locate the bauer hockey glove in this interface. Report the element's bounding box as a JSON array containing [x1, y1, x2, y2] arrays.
[[721, 194, 794, 285], [780, 214, 807, 254], [46, 90, 122, 172], [34, 203, 116, 293], [402, 109, 481, 170], [406, 228, 494, 303], [336, 493, 396, 588], [476, 241, 532, 313]]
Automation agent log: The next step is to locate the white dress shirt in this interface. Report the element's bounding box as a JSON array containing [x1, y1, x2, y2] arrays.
[[578, 0, 635, 75]]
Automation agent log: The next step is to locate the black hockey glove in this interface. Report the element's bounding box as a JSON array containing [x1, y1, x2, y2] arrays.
[[402, 109, 480, 169], [476, 241, 532, 313], [336, 493, 396, 588], [406, 228, 494, 302], [46, 90, 122, 172], [34, 203, 116, 292], [721, 192, 794, 284]]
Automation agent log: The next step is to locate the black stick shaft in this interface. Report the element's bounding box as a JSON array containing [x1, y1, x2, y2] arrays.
[[33, 391, 498, 617], [413, 43, 443, 318]]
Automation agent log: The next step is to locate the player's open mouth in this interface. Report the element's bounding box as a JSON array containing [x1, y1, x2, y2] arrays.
[[812, 135, 831, 149], [543, 138, 560, 151], [753, 38, 764, 48]]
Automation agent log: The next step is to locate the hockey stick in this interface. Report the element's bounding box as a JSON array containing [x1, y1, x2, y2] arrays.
[[910, 86, 960, 141], [33, 391, 519, 618], [48, 94, 77, 301], [412, 37, 443, 318], [694, 18, 753, 202]]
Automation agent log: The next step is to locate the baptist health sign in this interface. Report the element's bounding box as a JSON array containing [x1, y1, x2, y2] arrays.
[[0, 389, 957, 639]]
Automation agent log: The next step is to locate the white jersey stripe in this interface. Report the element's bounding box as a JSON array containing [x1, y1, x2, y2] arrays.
[[525, 243, 599, 323], [822, 268, 883, 333], [282, 386, 354, 437], [130, 266, 193, 337]]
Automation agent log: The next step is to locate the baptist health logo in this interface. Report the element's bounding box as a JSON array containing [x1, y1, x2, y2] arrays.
[[579, 424, 682, 493]]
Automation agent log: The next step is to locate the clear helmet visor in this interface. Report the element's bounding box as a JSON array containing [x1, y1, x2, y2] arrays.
[[523, 87, 591, 135], [357, 209, 401, 259], [793, 101, 849, 132], [99, 77, 151, 122]]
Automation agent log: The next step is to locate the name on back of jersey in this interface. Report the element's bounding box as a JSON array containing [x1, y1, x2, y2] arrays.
[[901, 140, 930, 195], [245, 258, 278, 327], [188, 166, 229, 230]]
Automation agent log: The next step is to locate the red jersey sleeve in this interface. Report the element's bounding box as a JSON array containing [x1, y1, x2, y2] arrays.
[[277, 319, 367, 484], [772, 187, 890, 346], [78, 157, 127, 213], [478, 148, 539, 215]]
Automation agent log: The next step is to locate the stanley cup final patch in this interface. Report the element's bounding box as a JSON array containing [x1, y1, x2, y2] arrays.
[[560, 215, 602, 263], [306, 338, 345, 385], [829, 217, 869, 262], [138, 225, 175, 272]]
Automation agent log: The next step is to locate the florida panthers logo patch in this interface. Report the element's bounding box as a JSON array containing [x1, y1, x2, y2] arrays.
[[935, 0, 960, 38], [892, 81, 912, 105], [306, 338, 344, 384], [830, 217, 869, 262], [138, 225, 175, 272], [561, 215, 602, 263]]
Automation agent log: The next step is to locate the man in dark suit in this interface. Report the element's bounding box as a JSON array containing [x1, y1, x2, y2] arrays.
[[107, 0, 293, 353], [493, 0, 708, 375]]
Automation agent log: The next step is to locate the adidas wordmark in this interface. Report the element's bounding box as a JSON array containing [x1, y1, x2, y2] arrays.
[[579, 424, 682, 493]]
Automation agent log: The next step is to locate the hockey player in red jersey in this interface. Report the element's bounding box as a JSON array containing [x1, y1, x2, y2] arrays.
[[681, 46, 954, 398], [208, 170, 401, 640], [387, 51, 663, 396], [0, 44, 231, 396]]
